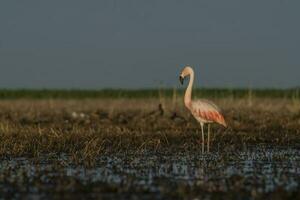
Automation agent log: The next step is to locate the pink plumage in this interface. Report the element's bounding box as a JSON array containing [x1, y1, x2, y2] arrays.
[[190, 99, 227, 127]]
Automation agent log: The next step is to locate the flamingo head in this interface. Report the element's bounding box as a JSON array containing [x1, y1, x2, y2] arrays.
[[179, 66, 193, 85]]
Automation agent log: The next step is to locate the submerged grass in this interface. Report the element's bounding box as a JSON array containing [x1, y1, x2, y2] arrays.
[[1, 95, 300, 198], [0, 97, 299, 166]]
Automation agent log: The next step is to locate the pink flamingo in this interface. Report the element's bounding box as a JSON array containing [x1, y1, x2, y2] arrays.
[[179, 66, 227, 152]]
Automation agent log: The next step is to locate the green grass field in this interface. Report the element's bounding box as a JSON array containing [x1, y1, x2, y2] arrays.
[[0, 88, 298, 99]]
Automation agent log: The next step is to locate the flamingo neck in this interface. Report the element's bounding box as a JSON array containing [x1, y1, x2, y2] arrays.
[[184, 70, 194, 109]]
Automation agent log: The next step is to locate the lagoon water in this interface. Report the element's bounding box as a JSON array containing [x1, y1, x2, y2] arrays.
[[1, 146, 300, 199]]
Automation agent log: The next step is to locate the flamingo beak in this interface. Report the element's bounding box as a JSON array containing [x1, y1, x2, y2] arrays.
[[179, 76, 184, 85]]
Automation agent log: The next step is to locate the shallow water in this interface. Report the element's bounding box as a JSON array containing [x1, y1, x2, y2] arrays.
[[1, 146, 300, 199]]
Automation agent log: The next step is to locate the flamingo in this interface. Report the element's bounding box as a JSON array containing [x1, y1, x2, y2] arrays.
[[179, 66, 227, 152]]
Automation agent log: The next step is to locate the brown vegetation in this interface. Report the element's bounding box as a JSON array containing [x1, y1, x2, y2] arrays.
[[0, 98, 299, 165]]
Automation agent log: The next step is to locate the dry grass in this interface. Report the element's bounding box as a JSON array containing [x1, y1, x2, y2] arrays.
[[0, 98, 299, 165]]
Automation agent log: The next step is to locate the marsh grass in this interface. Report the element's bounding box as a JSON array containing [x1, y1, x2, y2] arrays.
[[0, 97, 299, 166]]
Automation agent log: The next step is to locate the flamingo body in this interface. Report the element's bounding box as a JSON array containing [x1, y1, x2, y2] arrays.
[[190, 99, 227, 127]]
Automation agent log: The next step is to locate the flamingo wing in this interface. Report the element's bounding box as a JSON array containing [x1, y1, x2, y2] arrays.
[[191, 99, 227, 127]]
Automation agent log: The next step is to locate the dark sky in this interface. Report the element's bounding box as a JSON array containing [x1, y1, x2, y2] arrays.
[[0, 1, 299, 89]]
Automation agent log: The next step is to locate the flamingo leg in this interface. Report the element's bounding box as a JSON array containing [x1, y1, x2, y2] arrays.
[[207, 124, 210, 152], [200, 122, 205, 153]]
